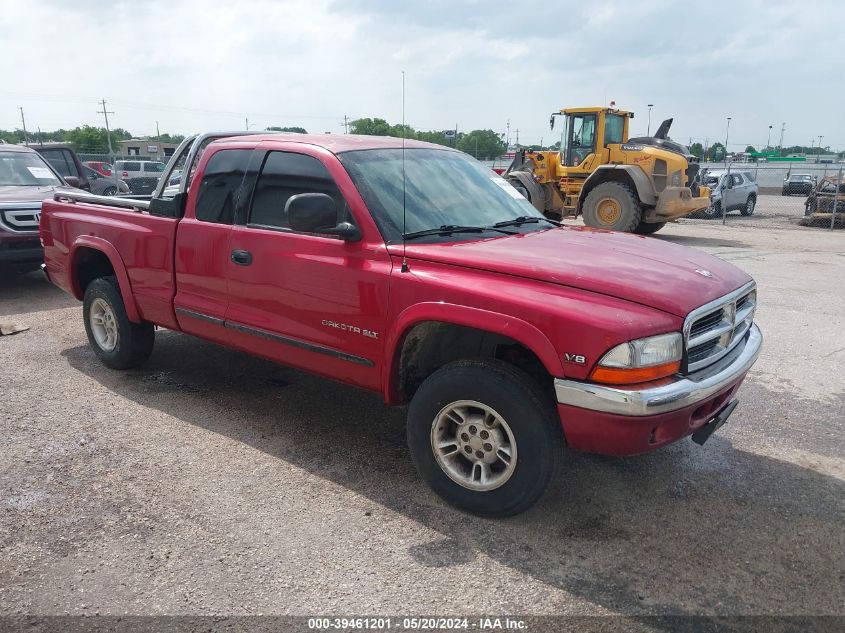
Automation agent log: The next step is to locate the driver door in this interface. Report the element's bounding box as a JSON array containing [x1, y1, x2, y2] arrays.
[[564, 113, 597, 169], [224, 146, 392, 391]]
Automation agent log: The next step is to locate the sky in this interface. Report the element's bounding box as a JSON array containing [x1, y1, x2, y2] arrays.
[[1, 0, 843, 152]]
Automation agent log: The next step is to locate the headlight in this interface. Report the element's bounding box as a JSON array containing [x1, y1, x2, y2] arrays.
[[590, 332, 683, 385], [671, 170, 682, 187]]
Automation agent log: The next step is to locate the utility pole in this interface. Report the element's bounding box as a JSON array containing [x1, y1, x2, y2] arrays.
[[515, 128, 519, 148], [778, 122, 786, 152], [245, 117, 249, 130], [506, 119, 510, 148], [724, 117, 731, 164], [19, 107, 28, 145], [647, 104, 654, 136], [156, 121, 160, 140], [766, 125, 772, 152], [97, 99, 114, 155], [818, 135, 824, 156], [37, 127, 43, 145], [343, 115, 349, 134]]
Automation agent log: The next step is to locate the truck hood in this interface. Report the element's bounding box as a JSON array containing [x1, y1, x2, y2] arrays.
[[395, 227, 752, 317], [0, 185, 64, 204]]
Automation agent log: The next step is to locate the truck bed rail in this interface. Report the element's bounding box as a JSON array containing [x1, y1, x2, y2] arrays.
[[53, 190, 151, 212]]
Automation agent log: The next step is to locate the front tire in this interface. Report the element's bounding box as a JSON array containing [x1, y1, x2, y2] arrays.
[[702, 200, 722, 219], [407, 360, 559, 517], [581, 182, 642, 232], [83, 276, 154, 369]]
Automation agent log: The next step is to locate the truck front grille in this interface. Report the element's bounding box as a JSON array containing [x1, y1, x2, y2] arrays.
[[0, 205, 42, 233], [684, 282, 756, 373]]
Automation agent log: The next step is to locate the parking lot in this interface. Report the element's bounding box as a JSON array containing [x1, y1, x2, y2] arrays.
[[1, 200, 843, 625]]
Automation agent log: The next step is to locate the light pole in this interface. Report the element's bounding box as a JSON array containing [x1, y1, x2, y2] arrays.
[[647, 104, 654, 136], [766, 125, 772, 153], [818, 135, 824, 156], [724, 117, 731, 163]]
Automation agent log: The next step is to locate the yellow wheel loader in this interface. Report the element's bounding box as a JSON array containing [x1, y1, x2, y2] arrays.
[[504, 107, 711, 234]]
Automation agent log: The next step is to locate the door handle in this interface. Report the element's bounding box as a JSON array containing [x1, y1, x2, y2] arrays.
[[231, 249, 252, 265]]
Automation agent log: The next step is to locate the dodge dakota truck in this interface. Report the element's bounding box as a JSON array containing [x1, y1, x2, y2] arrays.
[[40, 132, 762, 517]]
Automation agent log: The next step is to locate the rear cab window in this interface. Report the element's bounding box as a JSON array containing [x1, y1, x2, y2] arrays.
[[195, 149, 253, 224]]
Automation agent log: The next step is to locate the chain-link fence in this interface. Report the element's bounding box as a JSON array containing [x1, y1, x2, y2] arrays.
[[680, 161, 844, 231]]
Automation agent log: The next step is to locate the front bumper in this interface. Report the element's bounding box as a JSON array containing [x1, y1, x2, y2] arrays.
[[553, 324, 762, 455], [0, 233, 43, 265], [647, 185, 712, 221]]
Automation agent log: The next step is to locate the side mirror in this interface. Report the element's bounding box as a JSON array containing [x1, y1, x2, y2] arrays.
[[64, 176, 80, 188], [286, 193, 360, 241]]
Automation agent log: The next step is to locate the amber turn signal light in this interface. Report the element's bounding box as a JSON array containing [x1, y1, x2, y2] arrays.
[[589, 360, 681, 385]]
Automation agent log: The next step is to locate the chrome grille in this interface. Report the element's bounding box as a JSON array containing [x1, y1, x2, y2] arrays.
[[684, 282, 756, 373], [0, 203, 42, 232]]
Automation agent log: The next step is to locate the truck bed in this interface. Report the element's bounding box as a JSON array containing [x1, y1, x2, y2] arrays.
[[40, 191, 181, 329]]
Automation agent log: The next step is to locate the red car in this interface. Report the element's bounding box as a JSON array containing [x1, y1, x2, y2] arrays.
[[85, 161, 113, 177], [40, 132, 762, 516]]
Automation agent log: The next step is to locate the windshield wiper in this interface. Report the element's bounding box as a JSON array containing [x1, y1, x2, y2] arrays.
[[493, 215, 561, 228], [403, 224, 517, 240]]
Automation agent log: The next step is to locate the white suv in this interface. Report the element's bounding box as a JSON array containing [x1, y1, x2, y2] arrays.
[[113, 160, 166, 195]]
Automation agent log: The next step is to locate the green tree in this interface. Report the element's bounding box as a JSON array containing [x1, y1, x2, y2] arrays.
[[65, 126, 113, 153], [266, 126, 307, 133], [457, 129, 507, 160], [689, 142, 704, 159], [707, 142, 726, 161], [349, 118, 392, 136], [745, 145, 756, 154]]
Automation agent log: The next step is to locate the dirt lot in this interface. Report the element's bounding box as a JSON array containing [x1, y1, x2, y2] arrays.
[[1, 209, 843, 626]]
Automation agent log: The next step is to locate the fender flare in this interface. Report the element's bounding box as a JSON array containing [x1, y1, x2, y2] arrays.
[[506, 171, 545, 212], [381, 302, 564, 404], [580, 165, 657, 211], [68, 235, 141, 323]]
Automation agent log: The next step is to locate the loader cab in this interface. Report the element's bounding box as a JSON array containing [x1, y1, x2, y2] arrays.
[[555, 107, 631, 173]]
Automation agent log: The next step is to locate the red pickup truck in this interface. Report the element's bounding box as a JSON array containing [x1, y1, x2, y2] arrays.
[[40, 132, 762, 516]]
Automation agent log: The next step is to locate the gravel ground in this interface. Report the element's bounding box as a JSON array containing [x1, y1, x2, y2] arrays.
[[1, 219, 843, 628]]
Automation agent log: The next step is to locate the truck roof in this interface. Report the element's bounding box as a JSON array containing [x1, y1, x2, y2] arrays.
[[215, 133, 455, 154]]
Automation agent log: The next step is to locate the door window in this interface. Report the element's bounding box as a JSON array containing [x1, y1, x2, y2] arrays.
[[40, 149, 76, 177], [195, 149, 252, 224], [564, 114, 596, 166], [731, 174, 744, 186], [248, 151, 350, 231]]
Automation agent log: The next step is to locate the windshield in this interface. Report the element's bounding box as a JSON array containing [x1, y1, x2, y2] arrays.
[[0, 151, 63, 187], [339, 148, 545, 243]]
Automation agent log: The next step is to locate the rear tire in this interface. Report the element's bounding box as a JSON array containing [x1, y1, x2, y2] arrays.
[[83, 276, 154, 369], [581, 182, 642, 232], [102, 186, 117, 197], [406, 360, 559, 517], [633, 221, 666, 235], [741, 195, 756, 216]]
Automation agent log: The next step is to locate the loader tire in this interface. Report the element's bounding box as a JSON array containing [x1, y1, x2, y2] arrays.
[[634, 221, 666, 235], [582, 182, 642, 232]]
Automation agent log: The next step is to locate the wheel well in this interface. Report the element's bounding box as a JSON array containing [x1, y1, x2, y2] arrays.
[[74, 247, 115, 295], [396, 321, 552, 403], [579, 170, 640, 214]]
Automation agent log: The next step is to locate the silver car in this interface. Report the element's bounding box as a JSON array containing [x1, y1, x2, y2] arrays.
[[82, 166, 129, 196], [700, 170, 759, 218]]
